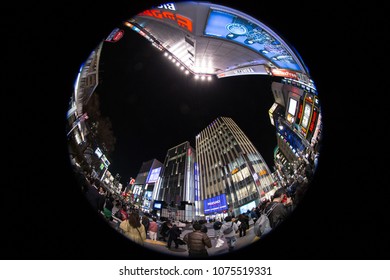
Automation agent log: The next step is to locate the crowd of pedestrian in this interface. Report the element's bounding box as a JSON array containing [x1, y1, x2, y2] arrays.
[[76, 165, 311, 257]]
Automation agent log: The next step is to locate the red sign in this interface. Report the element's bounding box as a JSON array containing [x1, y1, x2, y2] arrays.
[[105, 28, 124, 43], [138, 9, 193, 32], [309, 109, 318, 133], [271, 68, 298, 79]]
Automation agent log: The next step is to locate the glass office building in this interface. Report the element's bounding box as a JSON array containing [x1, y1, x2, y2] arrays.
[[195, 117, 275, 217]]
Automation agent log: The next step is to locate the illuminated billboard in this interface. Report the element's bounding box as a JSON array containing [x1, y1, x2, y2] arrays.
[[204, 9, 302, 72], [239, 200, 256, 214], [204, 194, 228, 215], [153, 201, 162, 210], [94, 147, 103, 158], [105, 28, 124, 43], [301, 102, 312, 129], [146, 167, 162, 183], [287, 98, 298, 115], [286, 97, 298, 123]]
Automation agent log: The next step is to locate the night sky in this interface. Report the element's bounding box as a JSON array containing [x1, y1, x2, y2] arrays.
[[97, 25, 278, 184]]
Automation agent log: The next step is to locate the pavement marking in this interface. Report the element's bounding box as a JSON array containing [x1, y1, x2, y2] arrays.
[[252, 236, 260, 243], [144, 239, 167, 246]]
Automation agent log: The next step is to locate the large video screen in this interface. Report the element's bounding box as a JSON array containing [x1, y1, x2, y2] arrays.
[[239, 200, 256, 214], [153, 202, 162, 210], [146, 167, 162, 183], [204, 9, 302, 72], [204, 194, 228, 215]]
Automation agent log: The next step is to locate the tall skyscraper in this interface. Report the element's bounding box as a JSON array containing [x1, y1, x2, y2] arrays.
[[156, 141, 196, 208], [195, 117, 275, 218]]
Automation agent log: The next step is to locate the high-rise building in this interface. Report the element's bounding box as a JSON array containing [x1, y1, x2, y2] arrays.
[[195, 117, 275, 218], [156, 141, 196, 210]]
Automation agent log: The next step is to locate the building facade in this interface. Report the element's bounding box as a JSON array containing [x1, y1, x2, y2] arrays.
[[270, 79, 322, 183], [131, 159, 163, 211], [156, 141, 196, 211], [195, 117, 275, 218]]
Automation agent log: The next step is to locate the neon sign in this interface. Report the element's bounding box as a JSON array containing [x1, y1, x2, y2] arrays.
[[138, 9, 193, 32]]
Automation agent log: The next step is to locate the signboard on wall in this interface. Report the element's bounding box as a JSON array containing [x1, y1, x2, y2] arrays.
[[146, 167, 162, 183], [204, 194, 228, 215], [217, 65, 269, 78], [204, 9, 303, 72]]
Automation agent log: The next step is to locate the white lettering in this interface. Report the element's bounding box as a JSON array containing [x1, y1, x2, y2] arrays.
[[207, 200, 221, 206], [233, 68, 254, 74], [157, 3, 176, 11]]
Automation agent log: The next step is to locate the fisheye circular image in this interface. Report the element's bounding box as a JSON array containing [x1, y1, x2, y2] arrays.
[[66, 1, 322, 258]]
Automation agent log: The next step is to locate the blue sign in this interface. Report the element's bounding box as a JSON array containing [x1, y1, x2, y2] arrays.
[[146, 167, 161, 183], [204, 9, 302, 72], [204, 194, 228, 215], [194, 162, 199, 201]]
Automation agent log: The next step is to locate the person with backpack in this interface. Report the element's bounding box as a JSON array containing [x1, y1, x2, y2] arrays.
[[253, 207, 272, 238], [265, 188, 292, 229], [220, 216, 239, 252]]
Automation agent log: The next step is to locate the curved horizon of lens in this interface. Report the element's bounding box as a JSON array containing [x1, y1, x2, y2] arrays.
[[66, 1, 323, 258]]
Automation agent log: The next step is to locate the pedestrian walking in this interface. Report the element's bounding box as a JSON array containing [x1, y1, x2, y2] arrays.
[[167, 223, 182, 249], [220, 216, 239, 252], [148, 217, 159, 241], [141, 215, 150, 237], [159, 220, 171, 242], [265, 188, 292, 229], [213, 220, 223, 239], [237, 214, 249, 237], [183, 223, 212, 258], [119, 211, 146, 246], [199, 219, 208, 234]]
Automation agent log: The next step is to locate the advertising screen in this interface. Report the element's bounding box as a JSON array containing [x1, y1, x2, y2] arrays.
[[154, 202, 162, 209], [239, 200, 256, 214], [146, 167, 162, 183], [288, 98, 298, 115], [204, 9, 302, 72], [204, 194, 228, 215], [301, 103, 312, 129], [144, 191, 152, 200], [105, 28, 124, 43], [94, 148, 103, 158]]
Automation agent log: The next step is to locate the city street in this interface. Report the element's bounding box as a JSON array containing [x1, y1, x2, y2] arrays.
[[142, 222, 259, 257]]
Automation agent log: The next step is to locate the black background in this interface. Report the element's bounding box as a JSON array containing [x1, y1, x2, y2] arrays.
[[3, 0, 388, 260]]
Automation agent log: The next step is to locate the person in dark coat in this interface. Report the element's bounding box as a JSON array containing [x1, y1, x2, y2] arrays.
[[141, 215, 150, 234], [199, 220, 208, 233], [183, 223, 212, 258], [167, 223, 182, 249], [159, 220, 171, 242], [84, 180, 100, 213], [97, 185, 106, 212], [237, 214, 249, 237], [265, 188, 292, 229]]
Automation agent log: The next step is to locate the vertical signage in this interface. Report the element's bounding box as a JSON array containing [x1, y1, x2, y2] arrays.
[[194, 162, 199, 201]]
